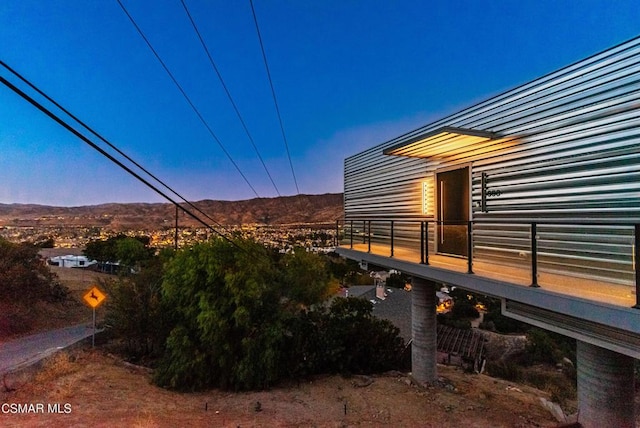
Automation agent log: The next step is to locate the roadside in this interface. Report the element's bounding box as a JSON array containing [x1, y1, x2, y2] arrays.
[[0, 323, 95, 376], [0, 264, 110, 344]]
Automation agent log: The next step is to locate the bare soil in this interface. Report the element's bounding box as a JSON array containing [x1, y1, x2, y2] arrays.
[[1, 349, 563, 427]]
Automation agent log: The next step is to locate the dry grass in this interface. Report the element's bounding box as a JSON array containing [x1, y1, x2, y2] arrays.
[[0, 266, 112, 342], [0, 348, 568, 427]]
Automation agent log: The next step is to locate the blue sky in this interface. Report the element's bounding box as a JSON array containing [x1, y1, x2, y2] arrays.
[[1, 1, 638, 206]]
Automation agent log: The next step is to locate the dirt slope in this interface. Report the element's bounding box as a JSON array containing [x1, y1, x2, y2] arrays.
[[0, 349, 560, 427]]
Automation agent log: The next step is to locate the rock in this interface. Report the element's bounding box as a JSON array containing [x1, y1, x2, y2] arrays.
[[351, 375, 374, 388], [539, 397, 566, 423]]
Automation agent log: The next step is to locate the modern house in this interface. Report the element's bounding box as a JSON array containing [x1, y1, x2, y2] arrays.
[[336, 36, 640, 427]]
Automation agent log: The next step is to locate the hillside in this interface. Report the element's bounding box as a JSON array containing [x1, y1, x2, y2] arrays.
[[0, 193, 343, 231], [1, 349, 562, 427]]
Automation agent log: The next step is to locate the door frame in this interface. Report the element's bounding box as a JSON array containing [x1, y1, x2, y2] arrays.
[[435, 163, 472, 256]]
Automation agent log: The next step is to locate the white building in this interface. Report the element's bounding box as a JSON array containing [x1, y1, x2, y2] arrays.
[[48, 255, 97, 269]]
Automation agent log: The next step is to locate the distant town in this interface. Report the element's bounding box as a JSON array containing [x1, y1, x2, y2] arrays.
[[0, 223, 337, 254]]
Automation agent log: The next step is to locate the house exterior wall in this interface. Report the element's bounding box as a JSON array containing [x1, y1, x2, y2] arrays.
[[343, 36, 640, 285]]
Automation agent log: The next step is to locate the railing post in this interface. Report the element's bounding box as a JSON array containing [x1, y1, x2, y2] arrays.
[[530, 222, 539, 287], [420, 221, 425, 264], [367, 220, 371, 253], [349, 220, 353, 249], [467, 221, 473, 274], [363, 220, 367, 244], [634, 224, 640, 308], [390, 220, 394, 257], [424, 221, 429, 265]]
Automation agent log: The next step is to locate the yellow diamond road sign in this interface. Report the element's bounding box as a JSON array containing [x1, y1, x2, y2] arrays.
[[83, 286, 106, 309]]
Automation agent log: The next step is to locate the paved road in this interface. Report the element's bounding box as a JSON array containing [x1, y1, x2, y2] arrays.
[[0, 323, 96, 375]]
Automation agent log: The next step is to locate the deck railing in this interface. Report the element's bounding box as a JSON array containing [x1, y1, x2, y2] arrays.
[[336, 219, 640, 309]]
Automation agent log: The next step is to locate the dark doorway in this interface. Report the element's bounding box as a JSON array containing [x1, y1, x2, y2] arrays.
[[436, 166, 470, 257]]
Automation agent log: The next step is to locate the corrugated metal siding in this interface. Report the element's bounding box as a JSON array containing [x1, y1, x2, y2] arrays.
[[343, 36, 640, 285]]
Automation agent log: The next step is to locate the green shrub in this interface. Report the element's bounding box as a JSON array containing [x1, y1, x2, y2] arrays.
[[520, 328, 576, 367], [481, 309, 529, 334], [451, 299, 479, 319], [437, 313, 472, 330], [486, 360, 522, 381]]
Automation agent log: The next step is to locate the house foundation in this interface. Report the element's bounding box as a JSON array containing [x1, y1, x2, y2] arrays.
[[411, 277, 438, 385], [577, 341, 636, 428]]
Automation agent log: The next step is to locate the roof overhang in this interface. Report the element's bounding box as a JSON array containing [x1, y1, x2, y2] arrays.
[[383, 126, 499, 158]]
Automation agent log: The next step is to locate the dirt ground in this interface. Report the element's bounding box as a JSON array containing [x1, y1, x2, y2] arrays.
[[49, 265, 113, 295], [1, 348, 563, 428]]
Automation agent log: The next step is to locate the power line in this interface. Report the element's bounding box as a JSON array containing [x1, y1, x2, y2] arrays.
[[116, 0, 260, 198], [249, 0, 300, 194], [0, 60, 231, 237], [180, 0, 281, 197], [0, 64, 241, 249]]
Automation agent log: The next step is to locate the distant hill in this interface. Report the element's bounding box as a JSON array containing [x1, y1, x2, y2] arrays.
[[0, 193, 344, 231]]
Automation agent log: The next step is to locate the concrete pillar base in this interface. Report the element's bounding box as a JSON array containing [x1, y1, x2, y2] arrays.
[[577, 340, 636, 428], [411, 277, 438, 386]]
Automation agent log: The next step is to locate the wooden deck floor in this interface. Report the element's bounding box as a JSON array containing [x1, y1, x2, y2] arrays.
[[345, 242, 637, 308]]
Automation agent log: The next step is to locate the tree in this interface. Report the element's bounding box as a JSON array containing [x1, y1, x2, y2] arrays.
[[279, 249, 332, 306], [386, 272, 409, 289], [104, 250, 173, 359], [0, 238, 69, 337], [84, 235, 152, 265], [0, 237, 67, 303], [115, 237, 151, 271], [289, 297, 405, 375], [140, 237, 404, 391], [154, 238, 291, 390]]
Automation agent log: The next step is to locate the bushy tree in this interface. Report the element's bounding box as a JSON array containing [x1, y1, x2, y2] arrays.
[[286, 298, 405, 376], [385, 273, 409, 289], [322, 297, 405, 374], [154, 238, 295, 390], [152, 238, 405, 391], [0, 238, 69, 337], [0, 238, 67, 302], [104, 250, 173, 359], [279, 249, 331, 306], [84, 235, 152, 265]]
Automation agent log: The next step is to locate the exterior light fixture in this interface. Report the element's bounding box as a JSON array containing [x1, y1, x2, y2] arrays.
[[422, 178, 435, 216], [383, 126, 498, 158]]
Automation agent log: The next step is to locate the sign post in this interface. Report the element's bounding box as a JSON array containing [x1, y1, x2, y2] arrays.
[[83, 285, 106, 347]]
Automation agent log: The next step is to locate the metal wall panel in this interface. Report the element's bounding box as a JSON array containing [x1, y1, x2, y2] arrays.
[[343, 36, 640, 285]]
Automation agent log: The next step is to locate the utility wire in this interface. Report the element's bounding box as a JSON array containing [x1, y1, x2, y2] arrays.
[[0, 68, 243, 249], [116, 0, 260, 198], [180, 0, 281, 196], [0, 60, 232, 236], [249, 0, 300, 194]]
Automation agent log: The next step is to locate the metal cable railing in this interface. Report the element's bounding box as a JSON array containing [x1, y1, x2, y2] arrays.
[[336, 218, 640, 309]]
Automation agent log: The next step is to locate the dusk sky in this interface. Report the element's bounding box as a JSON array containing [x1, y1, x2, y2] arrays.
[[1, 1, 639, 206]]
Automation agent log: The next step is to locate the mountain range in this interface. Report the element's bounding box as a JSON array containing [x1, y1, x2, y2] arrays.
[[0, 193, 344, 231]]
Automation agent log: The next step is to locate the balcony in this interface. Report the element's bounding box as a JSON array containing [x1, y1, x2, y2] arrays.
[[335, 219, 640, 310]]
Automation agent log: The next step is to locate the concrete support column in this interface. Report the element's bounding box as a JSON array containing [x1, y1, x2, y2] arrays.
[[411, 277, 438, 386], [577, 340, 636, 428]]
